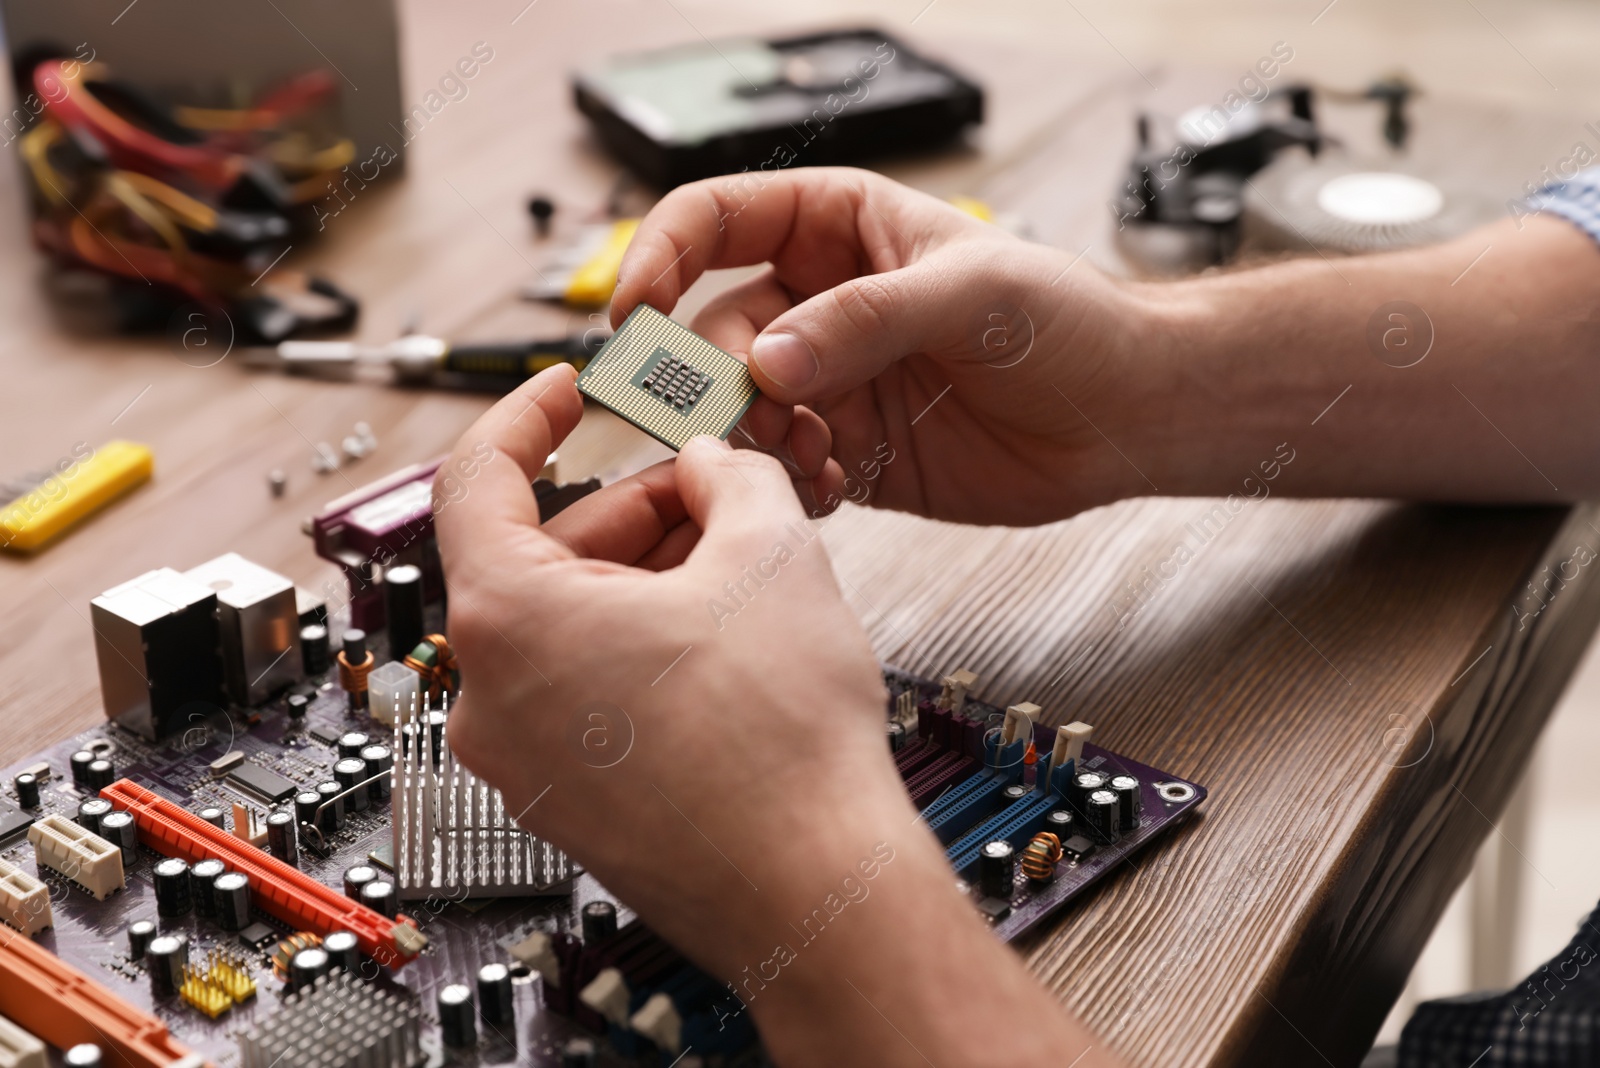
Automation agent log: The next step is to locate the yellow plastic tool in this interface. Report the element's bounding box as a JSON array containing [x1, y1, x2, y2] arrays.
[[565, 218, 639, 305], [0, 440, 153, 552]]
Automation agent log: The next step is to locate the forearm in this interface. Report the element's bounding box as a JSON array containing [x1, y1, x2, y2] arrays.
[[1122, 215, 1600, 501], [738, 778, 1116, 1067]]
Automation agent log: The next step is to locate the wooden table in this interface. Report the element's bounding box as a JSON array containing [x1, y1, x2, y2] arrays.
[[3, 3, 1597, 1065]]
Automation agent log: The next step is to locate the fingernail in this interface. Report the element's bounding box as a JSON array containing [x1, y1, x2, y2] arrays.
[[686, 434, 731, 453], [750, 332, 818, 390]]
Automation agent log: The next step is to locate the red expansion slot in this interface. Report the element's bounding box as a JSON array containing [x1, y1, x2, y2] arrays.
[[0, 923, 208, 1067], [101, 779, 425, 968]]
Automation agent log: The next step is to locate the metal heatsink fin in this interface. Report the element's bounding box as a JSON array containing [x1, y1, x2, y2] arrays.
[[238, 971, 418, 1068], [391, 695, 576, 900]]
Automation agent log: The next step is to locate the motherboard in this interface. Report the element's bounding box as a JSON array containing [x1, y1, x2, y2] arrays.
[[0, 457, 1206, 1068]]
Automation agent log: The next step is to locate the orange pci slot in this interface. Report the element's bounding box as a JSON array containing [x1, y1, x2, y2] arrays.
[[102, 779, 426, 967], [0, 924, 208, 1067]]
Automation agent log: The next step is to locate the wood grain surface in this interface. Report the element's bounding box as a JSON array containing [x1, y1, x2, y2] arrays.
[[1, 3, 1596, 1065]]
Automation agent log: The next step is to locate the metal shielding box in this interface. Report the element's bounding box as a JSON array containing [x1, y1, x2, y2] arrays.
[[90, 567, 223, 740], [184, 553, 303, 706]]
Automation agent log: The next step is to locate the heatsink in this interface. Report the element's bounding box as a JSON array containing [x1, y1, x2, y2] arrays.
[[391, 695, 575, 900], [238, 972, 418, 1068]]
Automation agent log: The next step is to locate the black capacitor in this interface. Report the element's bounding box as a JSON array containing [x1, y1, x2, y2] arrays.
[[361, 879, 397, 919], [127, 918, 156, 960], [337, 732, 370, 759], [341, 628, 368, 665], [978, 839, 1016, 899], [561, 1037, 598, 1068], [426, 710, 448, 761], [438, 983, 477, 1048], [100, 811, 138, 864], [886, 721, 906, 752], [153, 858, 192, 917], [1044, 809, 1075, 840], [267, 810, 298, 867], [1110, 774, 1142, 831], [13, 772, 40, 808], [69, 749, 94, 787], [286, 693, 311, 721], [344, 864, 378, 901], [1001, 783, 1030, 806], [301, 623, 330, 676], [315, 781, 345, 832], [190, 858, 227, 917], [65, 1044, 103, 1067], [477, 962, 514, 1028], [85, 759, 114, 792], [361, 744, 392, 801], [334, 758, 370, 812], [527, 194, 555, 236], [77, 797, 112, 836], [323, 930, 360, 974], [581, 900, 618, 944], [147, 934, 187, 996], [198, 806, 227, 830], [384, 564, 425, 660], [294, 790, 322, 830], [1073, 770, 1108, 816], [1086, 788, 1121, 841], [288, 946, 331, 993], [214, 871, 251, 931]]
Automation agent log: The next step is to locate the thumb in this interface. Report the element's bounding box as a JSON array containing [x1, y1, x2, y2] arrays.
[[675, 436, 809, 568], [746, 249, 1005, 403]]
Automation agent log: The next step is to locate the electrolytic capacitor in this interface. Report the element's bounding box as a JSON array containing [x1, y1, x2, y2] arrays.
[[214, 871, 251, 931], [1045, 809, 1075, 839], [13, 772, 40, 808], [1085, 788, 1121, 842], [154, 858, 192, 917], [339, 629, 370, 712], [1001, 783, 1030, 807], [438, 983, 477, 1048], [361, 879, 397, 919], [315, 781, 345, 831], [127, 918, 156, 960], [147, 934, 187, 996], [286, 692, 310, 721], [477, 962, 514, 1028], [267, 810, 298, 867], [323, 930, 360, 974], [190, 858, 227, 917], [337, 732, 370, 759], [344, 864, 378, 901], [85, 759, 114, 792], [886, 721, 906, 752], [198, 806, 227, 830], [77, 797, 112, 836], [69, 750, 94, 787], [1073, 771, 1108, 816], [978, 840, 1016, 899], [1110, 774, 1142, 832], [288, 946, 330, 992], [361, 744, 392, 801], [100, 810, 138, 864], [294, 790, 321, 830], [334, 758, 370, 812], [581, 900, 618, 944], [426, 710, 447, 761], [301, 623, 330, 675], [384, 564, 425, 661], [65, 1044, 103, 1066]]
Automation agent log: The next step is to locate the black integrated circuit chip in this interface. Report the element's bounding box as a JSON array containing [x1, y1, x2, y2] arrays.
[[227, 762, 298, 803], [0, 798, 33, 842]]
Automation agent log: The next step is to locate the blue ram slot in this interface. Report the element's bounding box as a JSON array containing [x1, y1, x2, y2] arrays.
[[924, 777, 1014, 844], [947, 795, 1058, 877], [917, 769, 995, 822]]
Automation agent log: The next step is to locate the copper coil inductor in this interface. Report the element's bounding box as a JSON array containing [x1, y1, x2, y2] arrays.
[[1020, 831, 1064, 883]]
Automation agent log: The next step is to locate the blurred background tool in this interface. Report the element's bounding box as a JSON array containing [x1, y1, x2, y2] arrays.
[[243, 331, 606, 391], [0, 441, 153, 553]]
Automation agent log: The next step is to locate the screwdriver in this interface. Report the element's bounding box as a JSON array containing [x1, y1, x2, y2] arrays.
[[243, 332, 606, 391]]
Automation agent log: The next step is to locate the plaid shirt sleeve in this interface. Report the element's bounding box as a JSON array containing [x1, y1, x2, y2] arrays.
[[1524, 166, 1600, 246]]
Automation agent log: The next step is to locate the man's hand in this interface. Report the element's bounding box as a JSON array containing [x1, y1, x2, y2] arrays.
[[433, 364, 1117, 1066], [613, 167, 1153, 525]]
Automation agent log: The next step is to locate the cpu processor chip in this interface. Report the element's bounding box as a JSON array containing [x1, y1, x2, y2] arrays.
[[577, 304, 759, 450]]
